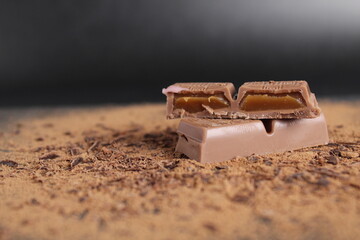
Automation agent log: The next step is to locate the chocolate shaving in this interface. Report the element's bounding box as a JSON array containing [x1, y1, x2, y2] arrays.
[[87, 141, 99, 152], [0, 160, 18, 168], [39, 153, 60, 160], [70, 157, 83, 169]]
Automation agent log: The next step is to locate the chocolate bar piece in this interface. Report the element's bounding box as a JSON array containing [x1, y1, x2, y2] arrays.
[[162, 81, 321, 119], [175, 114, 329, 163]]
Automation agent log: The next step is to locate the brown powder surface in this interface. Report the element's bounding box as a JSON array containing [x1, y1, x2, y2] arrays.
[[0, 101, 359, 240]]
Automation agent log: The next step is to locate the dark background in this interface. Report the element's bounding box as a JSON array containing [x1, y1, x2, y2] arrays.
[[1, 0, 359, 106]]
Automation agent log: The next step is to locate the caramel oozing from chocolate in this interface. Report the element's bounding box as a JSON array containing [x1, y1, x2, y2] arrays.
[[240, 93, 306, 111], [174, 95, 229, 113]]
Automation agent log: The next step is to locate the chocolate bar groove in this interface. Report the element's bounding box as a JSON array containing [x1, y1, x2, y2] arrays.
[[261, 119, 275, 134]]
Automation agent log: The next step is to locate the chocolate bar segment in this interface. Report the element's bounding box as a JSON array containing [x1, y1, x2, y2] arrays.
[[162, 82, 236, 119], [175, 114, 329, 163], [163, 81, 321, 119], [236, 81, 320, 119]]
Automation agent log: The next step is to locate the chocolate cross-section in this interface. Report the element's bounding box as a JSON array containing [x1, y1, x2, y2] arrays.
[[162, 81, 321, 119]]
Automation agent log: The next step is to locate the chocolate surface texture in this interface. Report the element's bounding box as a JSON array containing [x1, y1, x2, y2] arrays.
[[175, 114, 329, 163], [163, 81, 321, 119]]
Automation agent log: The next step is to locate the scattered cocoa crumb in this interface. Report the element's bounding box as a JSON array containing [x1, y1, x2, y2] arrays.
[[70, 157, 83, 169], [98, 218, 107, 230], [203, 222, 218, 232], [310, 168, 341, 179], [247, 155, 260, 163], [144, 133, 162, 139], [69, 147, 82, 156], [39, 153, 60, 160], [0, 160, 18, 168], [30, 198, 40, 205], [263, 159, 273, 166], [0, 149, 12, 153], [78, 209, 89, 220], [87, 141, 99, 152], [0, 102, 359, 239], [229, 193, 252, 203], [257, 215, 272, 224], [316, 178, 330, 187], [163, 160, 179, 170], [153, 208, 161, 214], [35, 137, 44, 141], [326, 155, 339, 165], [214, 165, 228, 170], [349, 183, 360, 190]]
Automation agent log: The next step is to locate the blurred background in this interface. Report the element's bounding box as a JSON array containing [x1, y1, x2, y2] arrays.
[[0, 0, 359, 106]]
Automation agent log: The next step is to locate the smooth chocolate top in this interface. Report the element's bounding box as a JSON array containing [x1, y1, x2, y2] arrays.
[[175, 114, 329, 163]]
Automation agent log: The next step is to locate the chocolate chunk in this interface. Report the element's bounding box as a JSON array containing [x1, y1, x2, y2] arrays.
[[163, 82, 236, 119], [175, 114, 329, 163], [163, 81, 321, 119]]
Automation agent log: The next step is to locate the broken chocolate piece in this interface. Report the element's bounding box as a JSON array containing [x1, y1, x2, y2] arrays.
[[163, 81, 321, 119], [175, 114, 329, 163], [163, 82, 236, 118], [236, 81, 320, 119]]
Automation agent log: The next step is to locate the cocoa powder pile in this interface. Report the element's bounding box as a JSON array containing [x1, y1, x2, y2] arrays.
[[0, 101, 359, 240]]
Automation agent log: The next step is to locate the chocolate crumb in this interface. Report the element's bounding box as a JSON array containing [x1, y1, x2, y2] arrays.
[[326, 155, 339, 165], [70, 157, 83, 169], [153, 208, 161, 214], [30, 198, 40, 205], [0, 160, 18, 168], [39, 153, 60, 160], [247, 155, 260, 163], [0, 102, 358, 239], [35, 137, 44, 142], [0, 149, 12, 153], [87, 141, 99, 152], [316, 178, 330, 187], [203, 222, 218, 232], [98, 218, 107, 230], [329, 149, 341, 156], [144, 133, 162, 139], [230, 194, 251, 203], [263, 159, 273, 166], [69, 147, 82, 156], [163, 160, 180, 170], [78, 209, 89, 220], [257, 215, 272, 224], [215, 165, 228, 170], [349, 183, 360, 190]]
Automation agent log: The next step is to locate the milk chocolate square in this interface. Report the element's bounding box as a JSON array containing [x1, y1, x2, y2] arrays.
[[175, 114, 329, 163]]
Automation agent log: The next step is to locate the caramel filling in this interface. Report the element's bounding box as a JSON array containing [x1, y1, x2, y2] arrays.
[[240, 93, 305, 111], [174, 94, 229, 113]]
